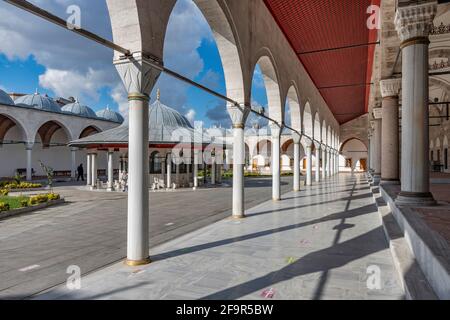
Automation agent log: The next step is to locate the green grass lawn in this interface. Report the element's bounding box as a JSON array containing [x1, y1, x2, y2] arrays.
[[0, 196, 30, 210]]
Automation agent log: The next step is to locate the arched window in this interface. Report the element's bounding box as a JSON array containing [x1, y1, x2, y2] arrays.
[[150, 151, 162, 174]]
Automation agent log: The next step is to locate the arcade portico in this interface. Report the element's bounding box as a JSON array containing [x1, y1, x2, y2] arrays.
[[1, 0, 449, 300]]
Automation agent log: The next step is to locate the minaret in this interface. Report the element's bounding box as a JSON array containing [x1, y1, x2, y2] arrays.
[[156, 88, 160, 101]]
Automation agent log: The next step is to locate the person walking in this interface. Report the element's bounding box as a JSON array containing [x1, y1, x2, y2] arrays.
[[77, 164, 84, 181]]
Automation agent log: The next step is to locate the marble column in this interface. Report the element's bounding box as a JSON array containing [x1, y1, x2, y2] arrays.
[[321, 145, 327, 180], [270, 124, 282, 200], [330, 150, 335, 176], [211, 156, 216, 185], [380, 78, 401, 185], [228, 105, 250, 218], [70, 147, 77, 180], [304, 140, 313, 186], [372, 115, 382, 183], [115, 55, 159, 266], [86, 153, 92, 186], [335, 151, 339, 175], [107, 151, 114, 191], [193, 150, 199, 190], [25, 143, 33, 181], [315, 144, 321, 183], [175, 164, 180, 186], [167, 153, 172, 189], [395, 3, 436, 206], [327, 149, 332, 178], [217, 163, 222, 184], [90, 152, 97, 190], [367, 130, 373, 173], [292, 133, 301, 192]]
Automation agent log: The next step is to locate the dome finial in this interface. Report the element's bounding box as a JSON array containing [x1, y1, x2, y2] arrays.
[[157, 88, 161, 101], [35, 88, 38, 95]]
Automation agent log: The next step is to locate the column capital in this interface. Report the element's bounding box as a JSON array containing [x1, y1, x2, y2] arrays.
[[114, 52, 161, 97], [380, 78, 402, 98], [292, 132, 302, 144], [372, 108, 383, 120], [227, 104, 250, 128], [301, 136, 313, 149], [269, 123, 282, 139], [25, 142, 34, 150], [395, 2, 437, 44]]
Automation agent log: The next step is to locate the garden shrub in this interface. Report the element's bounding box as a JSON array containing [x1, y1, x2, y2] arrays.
[[0, 189, 9, 196], [20, 200, 29, 208], [0, 202, 10, 212], [28, 193, 60, 206]]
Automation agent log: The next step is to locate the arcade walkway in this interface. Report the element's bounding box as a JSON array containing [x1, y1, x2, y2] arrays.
[[38, 174, 404, 300]]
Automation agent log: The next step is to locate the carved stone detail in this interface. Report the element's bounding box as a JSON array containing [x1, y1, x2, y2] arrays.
[[114, 53, 162, 95], [380, 78, 402, 98], [395, 2, 437, 42]]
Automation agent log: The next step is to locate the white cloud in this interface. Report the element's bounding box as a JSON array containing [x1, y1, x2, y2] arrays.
[[0, 0, 215, 116], [111, 83, 129, 120], [39, 68, 115, 101], [185, 109, 196, 124]]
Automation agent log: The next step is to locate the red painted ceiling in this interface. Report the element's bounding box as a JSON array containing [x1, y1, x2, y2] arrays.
[[264, 0, 380, 124]]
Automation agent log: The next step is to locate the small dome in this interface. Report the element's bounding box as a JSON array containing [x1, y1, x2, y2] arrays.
[[15, 93, 61, 113], [96, 108, 124, 123], [62, 101, 97, 118], [0, 89, 14, 105], [150, 99, 193, 130]]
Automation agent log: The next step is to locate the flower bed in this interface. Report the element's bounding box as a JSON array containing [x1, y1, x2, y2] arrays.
[[0, 193, 61, 212], [0, 181, 43, 190]]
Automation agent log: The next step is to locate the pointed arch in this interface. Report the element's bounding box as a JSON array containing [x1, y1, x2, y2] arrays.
[[303, 102, 313, 138], [252, 52, 283, 123]]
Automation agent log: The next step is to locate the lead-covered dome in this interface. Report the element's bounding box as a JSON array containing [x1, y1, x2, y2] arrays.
[[61, 101, 97, 118], [15, 93, 61, 113], [96, 107, 124, 123], [0, 89, 14, 105]]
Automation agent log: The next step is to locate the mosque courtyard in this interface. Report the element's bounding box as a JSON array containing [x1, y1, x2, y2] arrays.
[[33, 174, 405, 300], [0, 176, 295, 299]]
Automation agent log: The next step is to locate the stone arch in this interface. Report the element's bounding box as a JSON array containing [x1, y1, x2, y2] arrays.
[[255, 139, 272, 158], [34, 120, 72, 149], [282, 139, 294, 153], [193, 0, 246, 104], [303, 102, 313, 138], [327, 125, 332, 146], [313, 112, 321, 141], [285, 84, 302, 132], [252, 52, 283, 123], [340, 137, 368, 153], [0, 113, 27, 144], [79, 126, 101, 139]]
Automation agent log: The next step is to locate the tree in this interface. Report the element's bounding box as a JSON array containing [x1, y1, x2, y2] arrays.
[[39, 161, 54, 192]]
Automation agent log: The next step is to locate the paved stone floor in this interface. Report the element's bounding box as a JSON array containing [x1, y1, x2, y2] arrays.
[[37, 174, 404, 300], [0, 177, 293, 299]]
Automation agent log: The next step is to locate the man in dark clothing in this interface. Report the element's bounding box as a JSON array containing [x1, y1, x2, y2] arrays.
[[77, 164, 84, 181]]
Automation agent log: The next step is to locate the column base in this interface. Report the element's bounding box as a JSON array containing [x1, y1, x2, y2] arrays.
[[230, 214, 245, 220], [380, 179, 400, 185], [125, 257, 151, 267], [372, 174, 381, 183], [107, 188, 114, 192], [90, 186, 97, 191], [395, 192, 437, 207]]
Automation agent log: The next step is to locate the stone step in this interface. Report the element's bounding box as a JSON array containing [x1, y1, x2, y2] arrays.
[[370, 186, 438, 300]]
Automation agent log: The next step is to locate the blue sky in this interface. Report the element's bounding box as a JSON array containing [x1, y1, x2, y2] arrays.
[[0, 0, 272, 128]]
